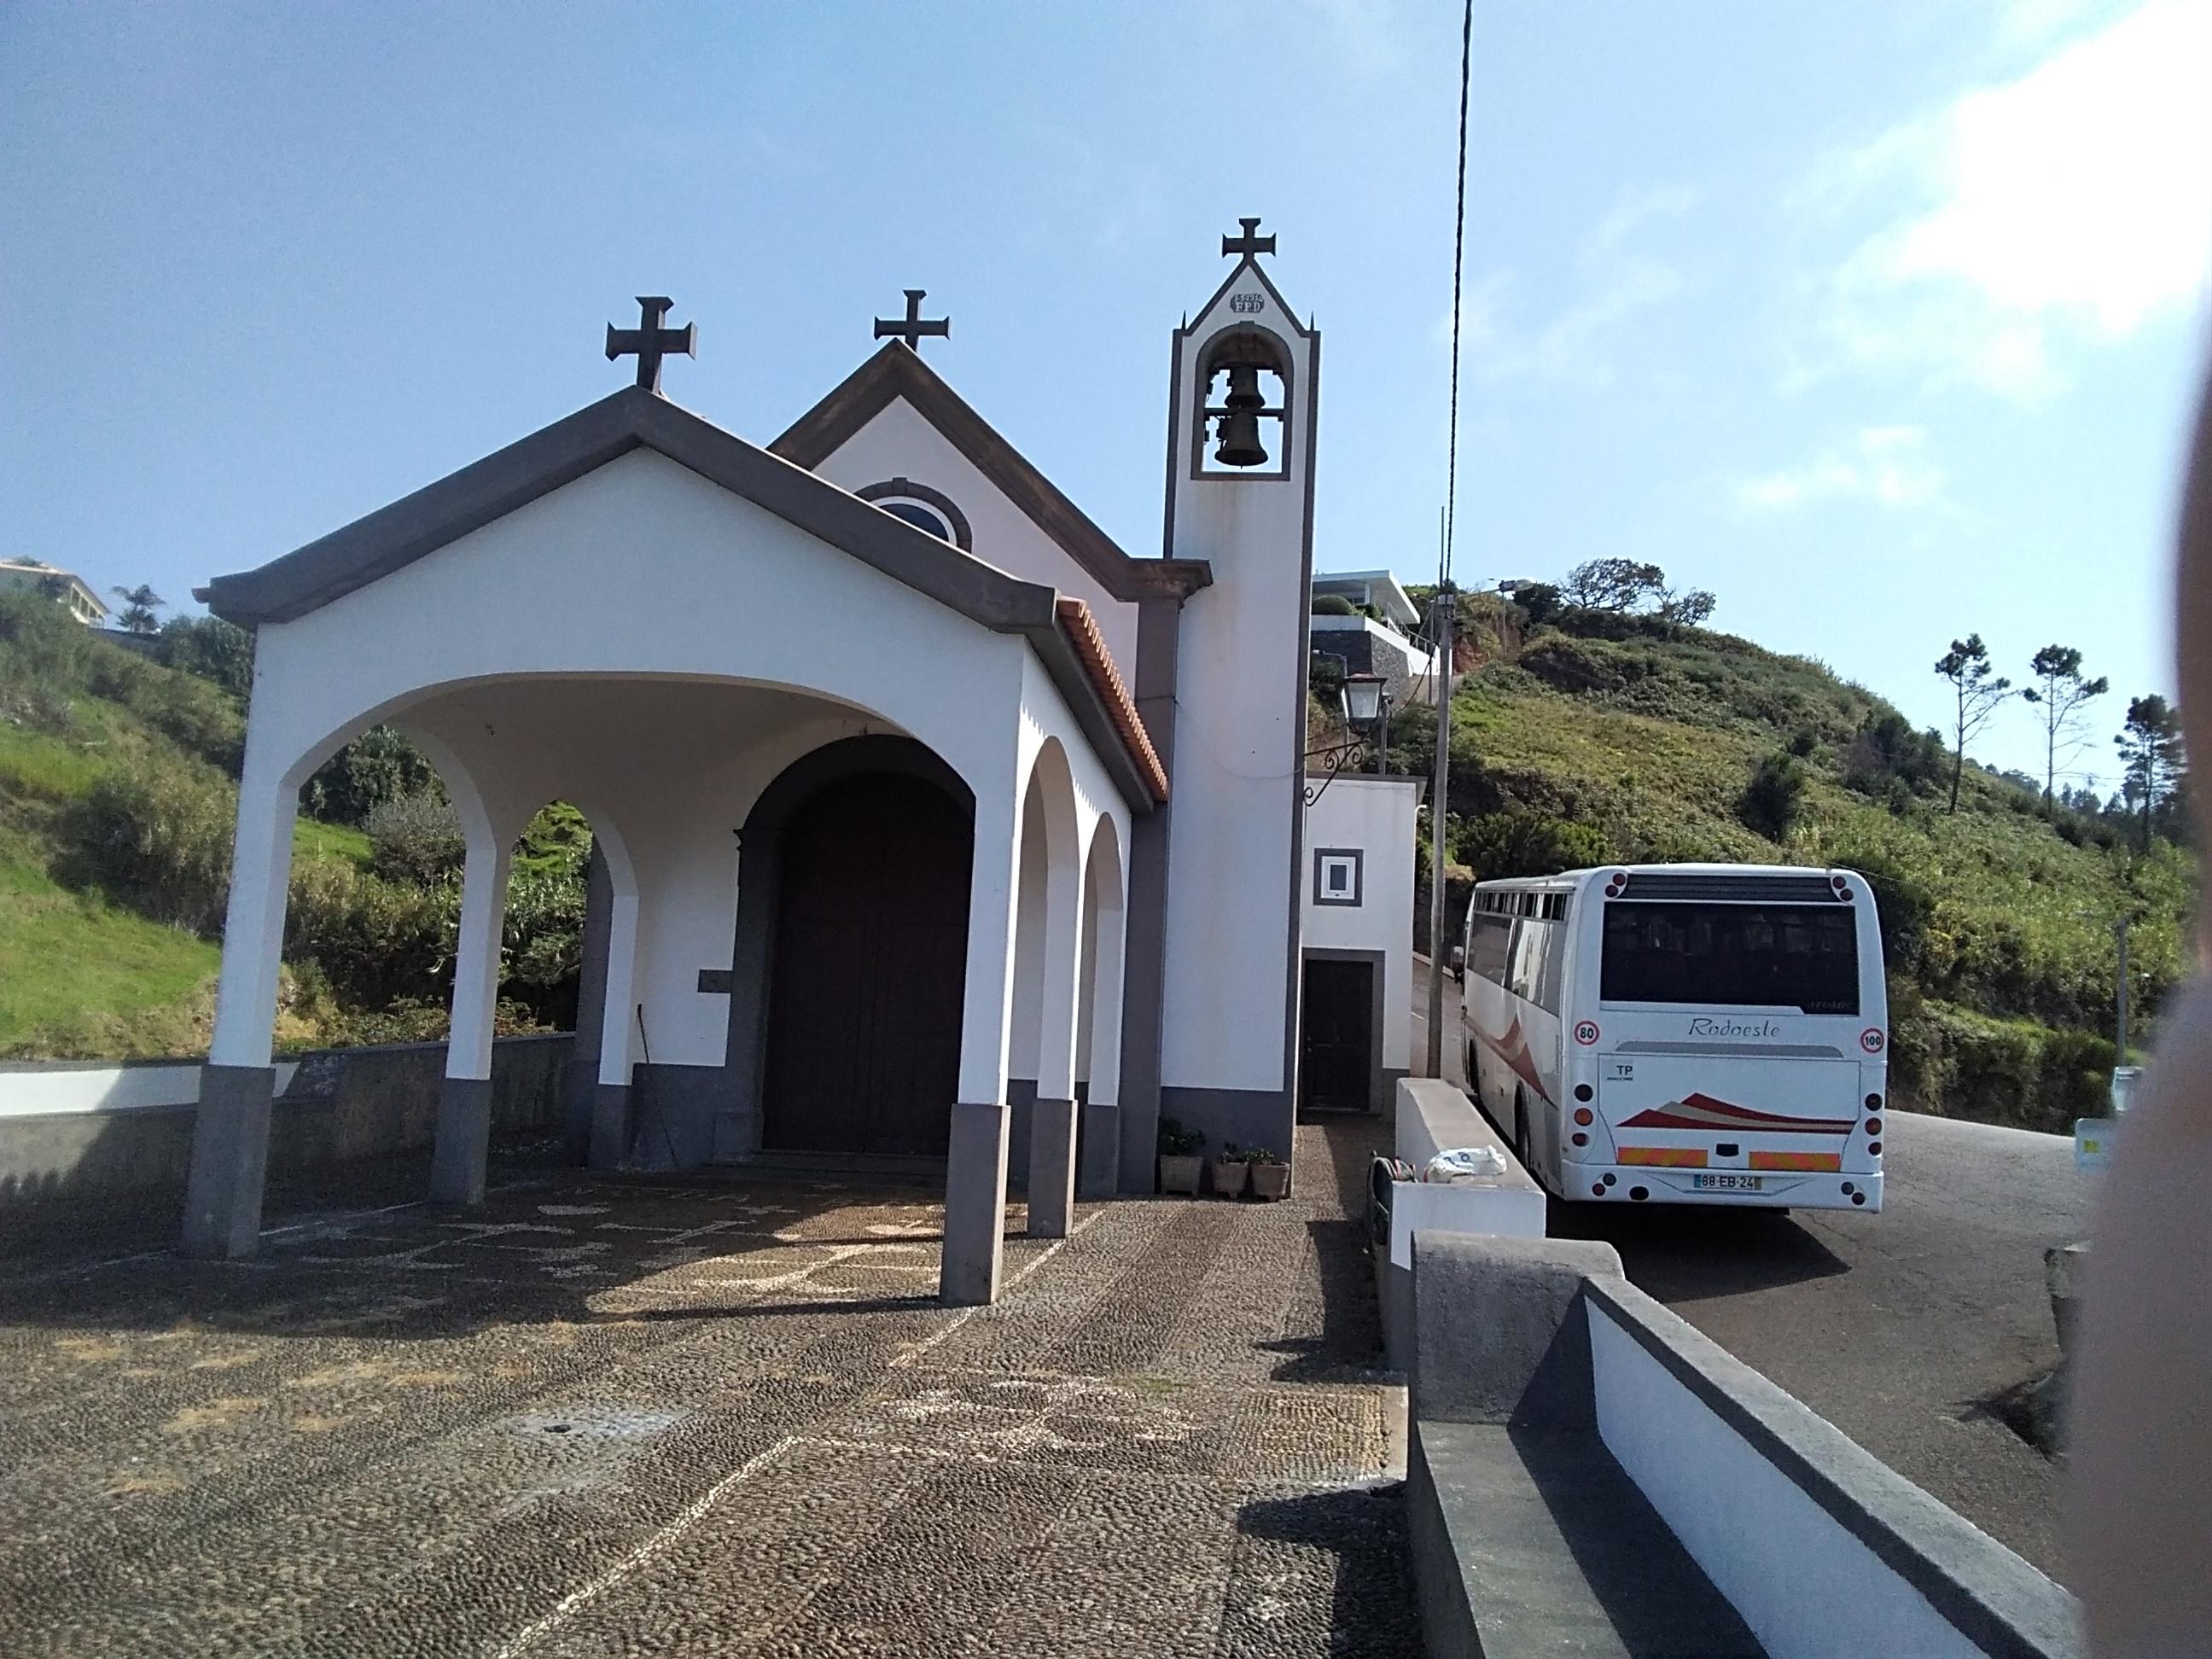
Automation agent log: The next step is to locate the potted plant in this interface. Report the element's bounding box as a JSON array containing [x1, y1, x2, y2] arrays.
[[1208, 1141, 1249, 1200], [1246, 1147, 1290, 1202], [1157, 1118, 1203, 1195]]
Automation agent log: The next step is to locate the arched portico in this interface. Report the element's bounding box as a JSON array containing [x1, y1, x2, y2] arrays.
[[185, 395, 1161, 1311]]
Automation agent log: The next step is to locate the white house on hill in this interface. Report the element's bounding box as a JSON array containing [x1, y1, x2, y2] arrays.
[[182, 228, 1417, 1304], [0, 560, 109, 626]]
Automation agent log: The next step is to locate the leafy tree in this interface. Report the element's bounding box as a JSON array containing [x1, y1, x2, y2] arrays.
[[2115, 693, 2186, 850], [1932, 635, 2015, 814], [2019, 644, 2108, 814], [155, 614, 255, 704], [109, 583, 165, 634], [1514, 582, 1563, 629], [1456, 811, 1614, 878], [1563, 558, 1667, 612], [1738, 751, 1807, 840], [300, 725, 441, 828], [1658, 587, 1718, 626], [35, 573, 70, 602]]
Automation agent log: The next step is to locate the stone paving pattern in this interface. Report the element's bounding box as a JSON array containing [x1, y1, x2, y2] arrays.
[[0, 1121, 1420, 1657]]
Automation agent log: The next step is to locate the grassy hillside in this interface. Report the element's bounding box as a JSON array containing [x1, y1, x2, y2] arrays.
[[0, 592, 582, 1058], [1377, 591, 2194, 1133]]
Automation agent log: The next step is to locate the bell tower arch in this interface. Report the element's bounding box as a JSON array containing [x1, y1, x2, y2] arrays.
[[1147, 217, 1321, 1167]]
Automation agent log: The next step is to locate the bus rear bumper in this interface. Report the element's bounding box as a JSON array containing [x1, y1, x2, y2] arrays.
[[1566, 1163, 1883, 1213]]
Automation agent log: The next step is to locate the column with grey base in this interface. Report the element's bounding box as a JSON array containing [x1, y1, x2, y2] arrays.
[[944, 1099, 1013, 1305], [183, 1065, 279, 1258], [1027, 1097, 1079, 1237], [942, 763, 1022, 1306], [183, 760, 299, 1259], [431, 834, 510, 1204], [1078, 1103, 1121, 1198]]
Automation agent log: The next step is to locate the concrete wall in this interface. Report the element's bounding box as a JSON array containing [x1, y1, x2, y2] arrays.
[[0, 1035, 569, 1210], [1304, 775, 1421, 1080], [1400, 1231, 2081, 1659], [1585, 1280, 2079, 1659]]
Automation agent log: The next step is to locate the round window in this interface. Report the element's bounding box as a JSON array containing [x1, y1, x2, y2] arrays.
[[880, 500, 953, 541]]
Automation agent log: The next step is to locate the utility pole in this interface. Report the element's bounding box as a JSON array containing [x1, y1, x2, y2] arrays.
[[2116, 916, 2130, 1067], [1424, 583, 1455, 1079]]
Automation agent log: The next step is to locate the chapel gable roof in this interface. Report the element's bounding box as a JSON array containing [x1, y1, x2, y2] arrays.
[[195, 387, 1166, 807], [771, 341, 1210, 603]]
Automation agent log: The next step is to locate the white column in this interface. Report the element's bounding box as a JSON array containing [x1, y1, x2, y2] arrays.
[[943, 777, 1021, 1306], [587, 878, 643, 1168], [185, 750, 299, 1257], [429, 830, 512, 1204], [1026, 820, 1085, 1238], [207, 767, 298, 1070], [1088, 888, 1129, 1108]]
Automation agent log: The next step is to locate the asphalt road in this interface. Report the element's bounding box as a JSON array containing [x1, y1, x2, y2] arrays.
[[1412, 956, 2087, 1581]]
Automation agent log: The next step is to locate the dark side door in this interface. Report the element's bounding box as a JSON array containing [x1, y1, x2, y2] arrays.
[[1301, 956, 1376, 1113]]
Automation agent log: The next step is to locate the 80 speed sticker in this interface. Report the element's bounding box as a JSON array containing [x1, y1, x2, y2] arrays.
[[1573, 1020, 1601, 1046]]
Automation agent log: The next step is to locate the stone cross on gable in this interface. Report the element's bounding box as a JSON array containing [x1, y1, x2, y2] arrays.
[[605, 295, 697, 393], [1222, 217, 1276, 259], [874, 289, 951, 352]]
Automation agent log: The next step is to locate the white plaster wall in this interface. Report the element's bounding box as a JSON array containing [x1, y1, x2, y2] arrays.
[[812, 396, 1140, 677], [245, 451, 1027, 805], [1009, 777, 1048, 1082], [1158, 279, 1317, 1097], [1588, 1304, 1988, 1659], [227, 449, 1056, 1074], [1303, 776, 1420, 1072]]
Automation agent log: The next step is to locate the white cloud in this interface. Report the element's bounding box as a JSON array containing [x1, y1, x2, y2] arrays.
[[1452, 185, 1697, 386], [1811, 0, 2212, 397], [1735, 426, 1948, 513]]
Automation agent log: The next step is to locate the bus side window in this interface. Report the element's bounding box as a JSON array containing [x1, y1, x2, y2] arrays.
[[1470, 910, 1513, 985], [1509, 920, 1545, 1004], [1536, 924, 1567, 1012]]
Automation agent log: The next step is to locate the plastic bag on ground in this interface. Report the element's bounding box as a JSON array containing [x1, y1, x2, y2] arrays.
[[1422, 1145, 1508, 1183]]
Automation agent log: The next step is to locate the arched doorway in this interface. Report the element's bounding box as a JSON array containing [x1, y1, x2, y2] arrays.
[[760, 769, 973, 1155]]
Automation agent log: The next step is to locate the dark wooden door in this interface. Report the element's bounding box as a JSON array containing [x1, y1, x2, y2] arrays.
[[761, 772, 971, 1155], [1301, 958, 1375, 1114]]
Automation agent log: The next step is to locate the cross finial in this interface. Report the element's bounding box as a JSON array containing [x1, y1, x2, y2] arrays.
[[1222, 217, 1276, 259], [605, 295, 696, 393], [874, 288, 951, 352]]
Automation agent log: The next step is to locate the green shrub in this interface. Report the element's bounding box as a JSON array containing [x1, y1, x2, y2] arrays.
[[1738, 752, 1807, 841], [68, 760, 236, 934], [154, 614, 254, 705], [364, 789, 464, 886], [1311, 594, 1357, 616], [284, 857, 457, 1014], [301, 725, 442, 829]]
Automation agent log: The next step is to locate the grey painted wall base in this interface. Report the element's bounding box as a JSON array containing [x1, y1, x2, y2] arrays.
[[1159, 1085, 1295, 1167], [941, 1099, 1010, 1306], [1378, 1066, 1410, 1115], [1078, 1102, 1121, 1199], [560, 1060, 598, 1164], [589, 1083, 632, 1171], [1026, 1097, 1077, 1237], [181, 1064, 276, 1259], [428, 1076, 492, 1204], [628, 1063, 724, 1170]]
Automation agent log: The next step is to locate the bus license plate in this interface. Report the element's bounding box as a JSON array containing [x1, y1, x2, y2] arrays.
[[1693, 1173, 1765, 1192]]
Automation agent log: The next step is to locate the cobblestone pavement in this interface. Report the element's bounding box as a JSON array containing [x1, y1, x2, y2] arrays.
[[0, 1120, 1419, 1657]]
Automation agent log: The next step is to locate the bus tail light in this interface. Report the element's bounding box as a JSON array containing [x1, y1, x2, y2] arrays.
[[1571, 1132, 1589, 1148], [1868, 1141, 1883, 1156], [1573, 1108, 1594, 1126], [1864, 1117, 1883, 1136]]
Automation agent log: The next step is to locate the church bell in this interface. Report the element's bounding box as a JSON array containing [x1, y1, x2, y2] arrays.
[[1212, 364, 1270, 469]]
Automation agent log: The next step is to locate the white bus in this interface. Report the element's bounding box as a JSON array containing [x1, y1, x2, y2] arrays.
[[1452, 863, 1887, 1212]]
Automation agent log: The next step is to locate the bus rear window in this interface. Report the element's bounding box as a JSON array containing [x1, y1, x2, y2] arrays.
[[1599, 902, 1860, 1015]]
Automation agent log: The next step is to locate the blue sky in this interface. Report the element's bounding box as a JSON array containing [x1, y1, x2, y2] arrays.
[[3, 1, 2205, 790]]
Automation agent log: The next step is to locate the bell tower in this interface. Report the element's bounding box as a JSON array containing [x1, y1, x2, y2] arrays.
[[1149, 217, 1321, 1164]]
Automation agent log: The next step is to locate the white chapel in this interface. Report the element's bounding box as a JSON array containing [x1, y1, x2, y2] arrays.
[[183, 224, 1418, 1304]]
